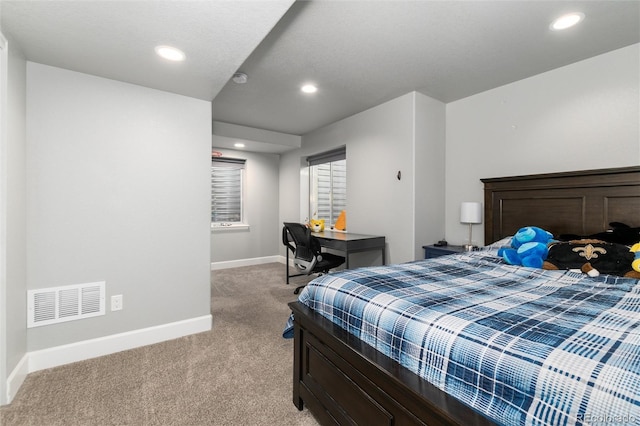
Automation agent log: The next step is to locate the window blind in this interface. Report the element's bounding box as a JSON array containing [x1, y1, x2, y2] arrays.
[[314, 160, 347, 223], [308, 147, 347, 225], [211, 157, 245, 223], [307, 146, 346, 166]]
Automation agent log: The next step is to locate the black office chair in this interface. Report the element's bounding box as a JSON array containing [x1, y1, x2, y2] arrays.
[[282, 222, 345, 294]]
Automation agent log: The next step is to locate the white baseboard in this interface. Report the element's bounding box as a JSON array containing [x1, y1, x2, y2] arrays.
[[211, 255, 285, 270], [6, 354, 28, 404], [3, 314, 212, 404]]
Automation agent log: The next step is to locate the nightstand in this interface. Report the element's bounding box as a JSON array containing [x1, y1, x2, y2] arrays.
[[422, 245, 466, 259]]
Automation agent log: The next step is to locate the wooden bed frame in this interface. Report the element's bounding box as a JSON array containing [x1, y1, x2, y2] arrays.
[[290, 166, 640, 426]]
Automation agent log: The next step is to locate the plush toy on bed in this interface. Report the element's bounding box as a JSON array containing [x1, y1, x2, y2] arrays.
[[543, 239, 640, 279], [632, 243, 640, 273], [497, 226, 555, 269]]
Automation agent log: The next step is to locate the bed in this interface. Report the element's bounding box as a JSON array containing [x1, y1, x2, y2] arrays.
[[286, 166, 640, 426]]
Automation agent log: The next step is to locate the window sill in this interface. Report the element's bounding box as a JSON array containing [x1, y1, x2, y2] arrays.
[[211, 223, 250, 232]]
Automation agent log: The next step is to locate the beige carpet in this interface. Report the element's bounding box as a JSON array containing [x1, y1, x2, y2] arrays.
[[0, 263, 319, 426]]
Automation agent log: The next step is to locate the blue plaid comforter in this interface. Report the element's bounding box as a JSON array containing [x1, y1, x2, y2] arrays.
[[284, 248, 640, 426]]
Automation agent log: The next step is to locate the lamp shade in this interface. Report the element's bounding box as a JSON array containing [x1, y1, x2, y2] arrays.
[[460, 202, 482, 224]]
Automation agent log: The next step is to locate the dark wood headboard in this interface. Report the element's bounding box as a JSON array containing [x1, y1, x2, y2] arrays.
[[482, 166, 640, 243]]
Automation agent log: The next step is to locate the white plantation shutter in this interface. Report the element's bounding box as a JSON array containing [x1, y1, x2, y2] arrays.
[[316, 163, 332, 220], [308, 148, 347, 225], [211, 158, 245, 223]]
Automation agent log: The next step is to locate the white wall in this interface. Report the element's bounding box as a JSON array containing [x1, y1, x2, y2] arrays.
[[210, 148, 280, 264], [345, 94, 415, 264], [26, 63, 212, 351], [280, 92, 446, 265], [445, 44, 640, 245], [0, 28, 6, 408], [414, 92, 446, 258], [1, 33, 28, 404]]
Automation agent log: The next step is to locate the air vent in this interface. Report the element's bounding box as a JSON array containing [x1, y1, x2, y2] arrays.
[[27, 282, 105, 328]]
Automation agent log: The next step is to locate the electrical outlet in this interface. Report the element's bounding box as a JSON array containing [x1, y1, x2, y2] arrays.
[[111, 295, 123, 311]]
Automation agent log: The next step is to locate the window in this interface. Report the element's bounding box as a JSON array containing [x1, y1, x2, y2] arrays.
[[308, 148, 347, 226], [211, 157, 245, 227]]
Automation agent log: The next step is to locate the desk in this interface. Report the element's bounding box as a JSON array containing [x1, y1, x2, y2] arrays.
[[312, 230, 386, 269], [285, 230, 386, 284]]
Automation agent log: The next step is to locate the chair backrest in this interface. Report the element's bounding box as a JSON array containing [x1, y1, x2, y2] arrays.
[[283, 222, 321, 274]]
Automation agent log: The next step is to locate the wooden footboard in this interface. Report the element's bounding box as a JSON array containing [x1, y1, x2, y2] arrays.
[[289, 301, 496, 426]]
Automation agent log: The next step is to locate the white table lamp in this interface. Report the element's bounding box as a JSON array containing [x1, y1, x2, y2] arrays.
[[460, 202, 482, 251]]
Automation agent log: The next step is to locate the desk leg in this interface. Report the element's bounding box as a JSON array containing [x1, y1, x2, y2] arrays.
[[286, 252, 290, 284], [381, 247, 386, 265]]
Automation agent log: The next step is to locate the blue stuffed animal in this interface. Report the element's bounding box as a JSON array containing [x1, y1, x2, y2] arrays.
[[497, 226, 555, 268]]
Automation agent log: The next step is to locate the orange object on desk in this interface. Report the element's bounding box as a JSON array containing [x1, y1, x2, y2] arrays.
[[334, 210, 346, 231]]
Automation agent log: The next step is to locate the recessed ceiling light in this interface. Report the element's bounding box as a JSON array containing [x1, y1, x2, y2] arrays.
[[234, 143, 245, 148], [550, 12, 585, 31], [301, 84, 318, 94], [155, 45, 185, 61]]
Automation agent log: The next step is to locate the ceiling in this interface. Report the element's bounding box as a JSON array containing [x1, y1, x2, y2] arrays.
[[0, 0, 295, 102], [2, 1, 639, 149]]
